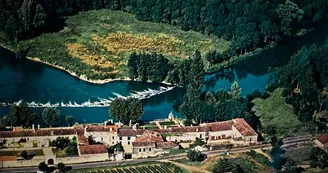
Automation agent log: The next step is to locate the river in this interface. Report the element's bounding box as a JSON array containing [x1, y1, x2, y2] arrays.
[[0, 21, 327, 125]]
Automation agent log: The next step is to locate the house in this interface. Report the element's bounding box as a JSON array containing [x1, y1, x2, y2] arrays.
[[315, 133, 328, 148], [132, 131, 178, 158], [77, 144, 109, 161], [84, 123, 118, 146], [206, 118, 258, 146], [0, 125, 78, 148], [117, 128, 145, 154], [155, 126, 210, 142]]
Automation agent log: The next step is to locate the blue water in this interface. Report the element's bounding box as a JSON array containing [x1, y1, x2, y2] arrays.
[[1, 21, 328, 124]]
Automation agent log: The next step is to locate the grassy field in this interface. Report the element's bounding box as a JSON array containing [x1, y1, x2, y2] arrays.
[[0, 149, 44, 156], [5, 9, 230, 81], [252, 88, 303, 138]]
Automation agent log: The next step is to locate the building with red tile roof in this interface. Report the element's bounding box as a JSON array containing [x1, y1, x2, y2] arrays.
[[131, 131, 178, 158], [315, 133, 328, 149], [78, 144, 108, 155]]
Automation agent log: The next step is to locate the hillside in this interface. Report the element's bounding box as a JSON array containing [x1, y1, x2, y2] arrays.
[[4, 9, 230, 82]]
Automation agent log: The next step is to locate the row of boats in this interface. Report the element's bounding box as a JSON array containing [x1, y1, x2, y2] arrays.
[[0, 86, 175, 108]]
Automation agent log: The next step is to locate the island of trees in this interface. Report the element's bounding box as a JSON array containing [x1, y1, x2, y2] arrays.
[[0, 0, 327, 81]]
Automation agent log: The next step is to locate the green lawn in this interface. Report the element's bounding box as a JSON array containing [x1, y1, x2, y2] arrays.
[[4, 9, 230, 81], [0, 149, 44, 156], [52, 148, 68, 157], [252, 88, 303, 138]]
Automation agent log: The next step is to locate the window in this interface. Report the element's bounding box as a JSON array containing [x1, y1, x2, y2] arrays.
[[143, 148, 145, 152], [128, 137, 130, 140], [119, 137, 122, 140], [101, 137, 103, 141], [112, 136, 114, 140], [149, 148, 151, 152], [27, 138, 29, 141], [128, 142, 130, 145], [139, 148, 141, 152]]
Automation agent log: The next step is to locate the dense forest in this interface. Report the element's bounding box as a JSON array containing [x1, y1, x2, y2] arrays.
[[1, 0, 327, 58], [271, 46, 328, 129]]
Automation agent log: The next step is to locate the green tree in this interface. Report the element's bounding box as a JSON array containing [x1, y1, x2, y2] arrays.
[[212, 158, 232, 173], [21, 150, 28, 160], [187, 149, 204, 162], [277, 1, 304, 36], [126, 97, 143, 126], [65, 115, 74, 126], [189, 50, 204, 89], [110, 97, 143, 126], [10, 103, 38, 128], [110, 98, 127, 123], [230, 82, 242, 99], [127, 52, 138, 79], [38, 161, 48, 172], [42, 107, 60, 127], [50, 137, 70, 150], [309, 147, 328, 169], [57, 162, 66, 172]]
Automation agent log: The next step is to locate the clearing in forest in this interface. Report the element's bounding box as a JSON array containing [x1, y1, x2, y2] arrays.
[[6, 9, 230, 80], [252, 88, 303, 137]]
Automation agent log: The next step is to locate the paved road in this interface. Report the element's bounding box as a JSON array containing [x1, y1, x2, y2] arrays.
[[0, 137, 312, 173]]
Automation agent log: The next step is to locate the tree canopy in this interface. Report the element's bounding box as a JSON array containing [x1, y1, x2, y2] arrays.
[[9, 103, 38, 128], [110, 97, 143, 126], [42, 107, 61, 127]]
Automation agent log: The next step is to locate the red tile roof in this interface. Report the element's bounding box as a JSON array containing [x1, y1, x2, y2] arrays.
[[134, 131, 164, 143], [77, 135, 89, 145], [0, 128, 77, 138], [206, 120, 234, 131], [232, 118, 257, 136], [132, 131, 165, 147], [118, 129, 146, 137], [156, 142, 178, 149], [0, 156, 16, 161], [86, 125, 117, 132], [317, 133, 328, 144], [154, 126, 210, 134], [79, 144, 107, 155]]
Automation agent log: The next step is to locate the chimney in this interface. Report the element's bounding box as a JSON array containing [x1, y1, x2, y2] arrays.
[[164, 125, 167, 129], [50, 131, 54, 136], [37, 124, 40, 130], [196, 128, 199, 132], [104, 121, 107, 127], [32, 124, 35, 131]]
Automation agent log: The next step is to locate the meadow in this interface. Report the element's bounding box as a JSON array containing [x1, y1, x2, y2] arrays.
[[252, 88, 303, 138], [6, 9, 230, 81]]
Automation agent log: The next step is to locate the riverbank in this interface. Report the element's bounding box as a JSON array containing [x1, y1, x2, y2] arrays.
[[26, 57, 132, 84], [0, 44, 175, 86]]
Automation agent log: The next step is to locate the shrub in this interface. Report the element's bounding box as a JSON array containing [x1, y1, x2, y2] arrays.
[[21, 150, 28, 160], [38, 161, 48, 172], [260, 92, 270, 99], [281, 89, 289, 97], [57, 162, 65, 172], [187, 150, 204, 162]]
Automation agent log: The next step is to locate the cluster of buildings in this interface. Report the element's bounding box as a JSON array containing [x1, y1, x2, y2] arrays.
[[0, 117, 258, 167]]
